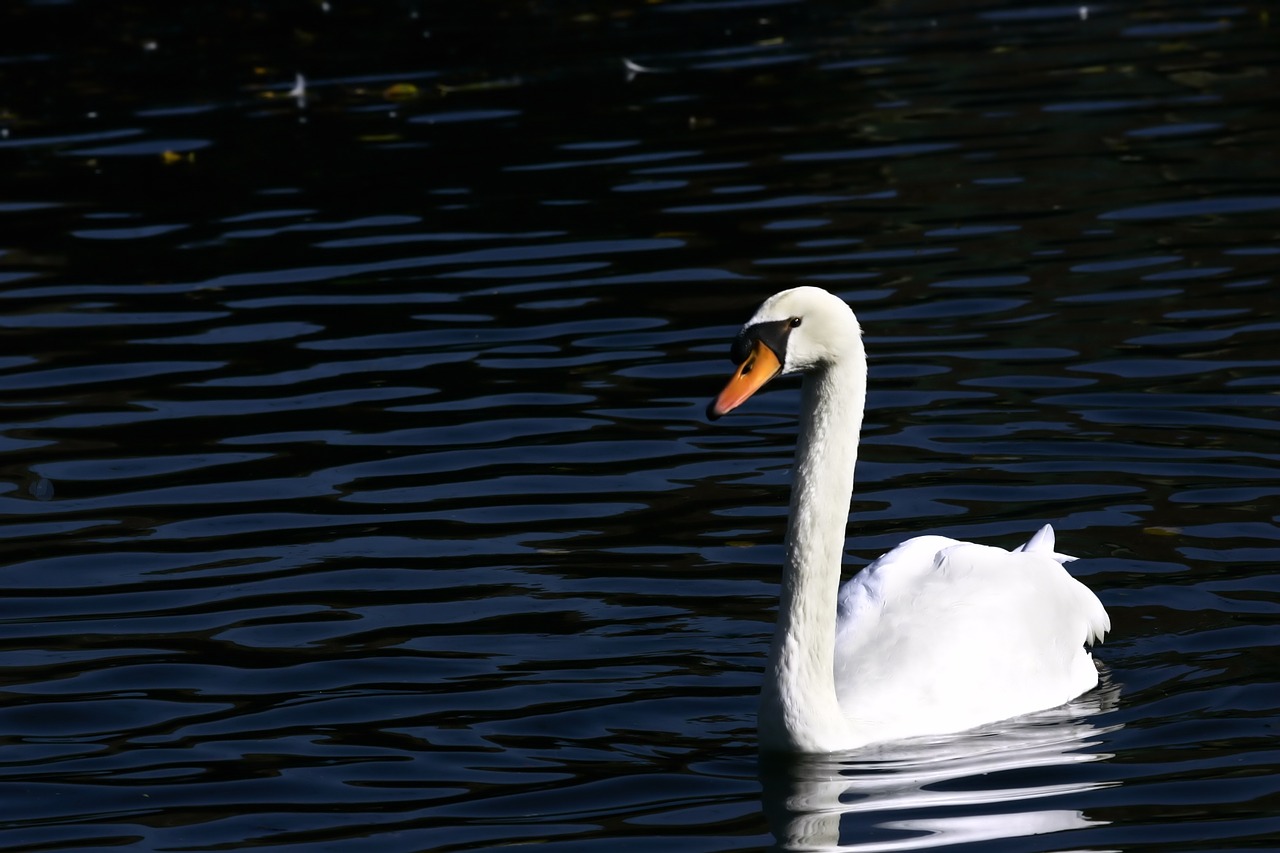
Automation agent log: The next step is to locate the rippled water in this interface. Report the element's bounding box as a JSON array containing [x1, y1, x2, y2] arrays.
[[2, 0, 1279, 850]]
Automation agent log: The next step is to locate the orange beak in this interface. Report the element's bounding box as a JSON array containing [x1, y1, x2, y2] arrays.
[[708, 340, 782, 420]]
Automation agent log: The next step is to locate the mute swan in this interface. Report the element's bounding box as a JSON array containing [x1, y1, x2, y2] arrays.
[[708, 286, 1110, 753]]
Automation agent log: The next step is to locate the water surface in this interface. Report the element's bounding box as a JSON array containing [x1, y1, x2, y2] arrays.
[[1, 0, 1278, 850]]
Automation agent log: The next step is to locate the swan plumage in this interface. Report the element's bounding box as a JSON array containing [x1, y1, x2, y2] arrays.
[[708, 286, 1110, 753]]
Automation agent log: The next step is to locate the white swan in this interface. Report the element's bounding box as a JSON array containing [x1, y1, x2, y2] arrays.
[[708, 286, 1110, 753]]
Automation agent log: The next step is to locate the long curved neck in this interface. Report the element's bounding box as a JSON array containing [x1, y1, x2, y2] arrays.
[[759, 350, 866, 753]]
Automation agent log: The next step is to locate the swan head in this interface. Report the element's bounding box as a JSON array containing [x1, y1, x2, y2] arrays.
[[708, 286, 862, 420]]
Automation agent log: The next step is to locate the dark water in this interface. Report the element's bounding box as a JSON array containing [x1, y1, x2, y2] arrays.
[[2, 0, 1279, 850]]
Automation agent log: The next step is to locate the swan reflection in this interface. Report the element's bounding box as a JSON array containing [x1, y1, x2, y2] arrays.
[[760, 681, 1121, 852]]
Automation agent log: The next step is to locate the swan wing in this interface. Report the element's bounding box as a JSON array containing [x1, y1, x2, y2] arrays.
[[833, 525, 1108, 743]]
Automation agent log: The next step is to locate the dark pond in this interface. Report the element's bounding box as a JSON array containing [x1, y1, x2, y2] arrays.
[[1, 0, 1278, 850]]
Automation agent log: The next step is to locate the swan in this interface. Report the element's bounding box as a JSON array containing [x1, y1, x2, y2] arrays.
[[708, 286, 1110, 753]]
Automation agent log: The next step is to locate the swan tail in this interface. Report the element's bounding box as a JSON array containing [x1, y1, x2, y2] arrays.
[[1015, 523, 1078, 564], [1079, 587, 1111, 647], [1016, 524, 1110, 647]]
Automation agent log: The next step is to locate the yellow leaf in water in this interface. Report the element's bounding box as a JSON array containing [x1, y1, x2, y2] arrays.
[[160, 150, 193, 165], [384, 83, 420, 101], [1143, 526, 1182, 536]]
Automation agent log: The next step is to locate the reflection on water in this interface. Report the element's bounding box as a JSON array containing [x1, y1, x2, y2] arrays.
[[764, 682, 1122, 852], [1, 0, 1279, 850]]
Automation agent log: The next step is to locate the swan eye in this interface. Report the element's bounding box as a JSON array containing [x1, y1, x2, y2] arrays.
[[789, 317, 802, 328]]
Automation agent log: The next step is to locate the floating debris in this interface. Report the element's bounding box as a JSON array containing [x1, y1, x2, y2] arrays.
[[383, 82, 421, 101], [288, 72, 307, 103], [437, 76, 523, 95]]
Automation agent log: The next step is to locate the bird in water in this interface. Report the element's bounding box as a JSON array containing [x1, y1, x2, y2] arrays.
[[708, 286, 1110, 753]]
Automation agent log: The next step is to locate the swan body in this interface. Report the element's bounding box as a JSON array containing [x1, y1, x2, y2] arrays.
[[708, 286, 1110, 753]]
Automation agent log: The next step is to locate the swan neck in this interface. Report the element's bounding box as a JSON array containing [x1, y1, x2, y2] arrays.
[[760, 355, 866, 752], [789, 363, 864, 568]]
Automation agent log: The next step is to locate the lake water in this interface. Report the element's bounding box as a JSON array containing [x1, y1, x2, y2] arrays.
[[1, 1, 1278, 850]]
